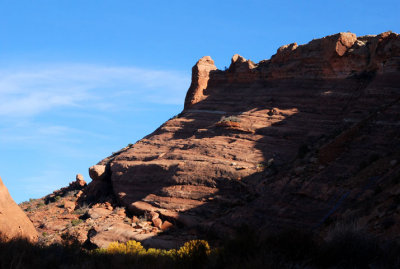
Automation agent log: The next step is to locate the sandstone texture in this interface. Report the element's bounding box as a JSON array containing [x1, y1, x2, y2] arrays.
[[0, 176, 38, 242], [20, 175, 187, 248], [23, 31, 400, 247]]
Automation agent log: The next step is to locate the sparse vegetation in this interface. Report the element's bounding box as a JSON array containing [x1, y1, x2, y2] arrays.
[[219, 115, 241, 123], [71, 219, 83, 226], [256, 163, 265, 169], [96, 239, 212, 267], [1, 226, 399, 268], [74, 204, 90, 215], [36, 201, 45, 208]]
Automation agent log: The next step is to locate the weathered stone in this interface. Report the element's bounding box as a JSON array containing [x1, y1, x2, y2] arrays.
[[87, 208, 111, 219], [76, 190, 83, 198], [102, 202, 112, 210], [64, 201, 75, 212], [75, 174, 86, 187], [89, 223, 138, 248], [132, 216, 139, 223], [82, 31, 400, 241], [184, 56, 218, 109], [152, 218, 162, 229], [0, 176, 38, 242], [89, 165, 107, 181], [161, 220, 173, 231], [149, 211, 159, 221]]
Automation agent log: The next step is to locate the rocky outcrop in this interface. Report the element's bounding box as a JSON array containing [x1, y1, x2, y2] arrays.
[[184, 56, 218, 109], [0, 176, 38, 242], [83, 31, 400, 242]]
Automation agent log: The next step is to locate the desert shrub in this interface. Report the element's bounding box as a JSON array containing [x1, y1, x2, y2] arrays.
[[219, 115, 240, 123], [256, 163, 265, 169], [177, 240, 210, 261], [36, 201, 45, 208], [71, 219, 83, 226], [96, 239, 212, 268], [102, 240, 145, 255], [74, 204, 89, 215], [65, 190, 78, 197]]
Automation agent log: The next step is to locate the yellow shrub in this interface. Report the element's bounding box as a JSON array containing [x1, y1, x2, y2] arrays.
[[97, 239, 211, 261], [177, 240, 211, 258], [125, 240, 145, 254]]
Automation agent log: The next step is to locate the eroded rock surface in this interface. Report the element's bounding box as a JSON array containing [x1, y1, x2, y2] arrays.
[[85, 31, 400, 241], [24, 31, 400, 247], [0, 176, 38, 242]]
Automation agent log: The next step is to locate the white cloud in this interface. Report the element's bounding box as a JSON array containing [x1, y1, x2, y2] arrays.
[[0, 63, 190, 117], [0, 63, 191, 202]]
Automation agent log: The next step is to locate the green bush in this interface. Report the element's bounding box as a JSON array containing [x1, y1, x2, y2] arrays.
[[71, 219, 83, 226]]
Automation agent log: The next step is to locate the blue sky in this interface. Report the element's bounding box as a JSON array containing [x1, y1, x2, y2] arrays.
[[1, 0, 399, 203]]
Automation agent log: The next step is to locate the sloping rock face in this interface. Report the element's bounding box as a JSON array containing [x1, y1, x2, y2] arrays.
[[0, 176, 38, 242], [85, 32, 400, 240]]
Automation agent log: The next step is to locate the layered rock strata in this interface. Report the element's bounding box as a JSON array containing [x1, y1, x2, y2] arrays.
[[84, 32, 400, 240]]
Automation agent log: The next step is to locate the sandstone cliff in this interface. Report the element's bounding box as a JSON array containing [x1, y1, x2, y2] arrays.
[[0, 176, 38, 242], [27, 31, 400, 247], [81, 31, 400, 241]]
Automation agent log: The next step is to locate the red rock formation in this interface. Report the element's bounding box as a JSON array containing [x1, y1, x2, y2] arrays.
[[0, 176, 38, 242], [184, 56, 218, 109], [82, 31, 400, 242]]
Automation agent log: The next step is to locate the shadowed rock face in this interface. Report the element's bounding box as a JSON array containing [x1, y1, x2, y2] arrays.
[[84, 31, 400, 240], [0, 176, 38, 242]]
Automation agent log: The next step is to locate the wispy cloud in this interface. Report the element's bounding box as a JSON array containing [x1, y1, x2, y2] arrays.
[[0, 63, 190, 117], [0, 122, 106, 144], [12, 169, 72, 201], [0, 62, 190, 202]]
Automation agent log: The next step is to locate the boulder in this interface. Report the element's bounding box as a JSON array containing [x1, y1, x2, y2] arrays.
[[87, 207, 111, 219], [64, 201, 76, 212], [161, 220, 173, 231], [89, 222, 140, 248], [0, 176, 38, 242], [89, 165, 107, 181], [75, 174, 86, 187], [152, 218, 162, 229]]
